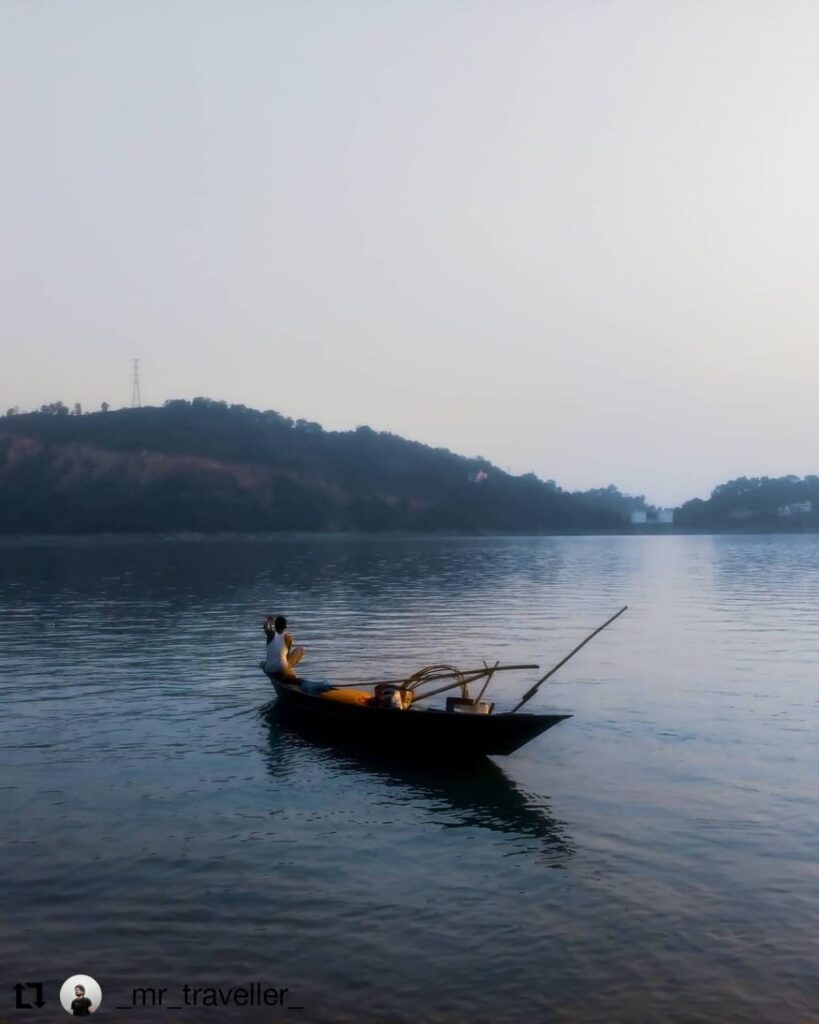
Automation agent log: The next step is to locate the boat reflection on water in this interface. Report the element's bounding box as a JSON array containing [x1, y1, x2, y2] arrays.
[[260, 701, 574, 864]]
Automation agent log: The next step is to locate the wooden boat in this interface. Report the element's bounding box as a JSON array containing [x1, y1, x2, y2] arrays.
[[262, 662, 571, 758], [261, 607, 628, 759]]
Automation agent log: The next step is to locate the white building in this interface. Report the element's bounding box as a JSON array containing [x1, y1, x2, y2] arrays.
[[778, 501, 812, 517]]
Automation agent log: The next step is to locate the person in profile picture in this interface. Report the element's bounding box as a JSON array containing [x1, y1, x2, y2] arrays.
[[71, 984, 94, 1016]]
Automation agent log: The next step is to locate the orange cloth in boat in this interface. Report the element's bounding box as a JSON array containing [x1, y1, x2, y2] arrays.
[[319, 687, 373, 706]]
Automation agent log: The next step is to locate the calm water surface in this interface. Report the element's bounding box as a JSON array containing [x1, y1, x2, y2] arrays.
[[1, 534, 818, 1023]]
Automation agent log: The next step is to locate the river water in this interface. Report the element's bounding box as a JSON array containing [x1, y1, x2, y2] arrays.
[[1, 534, 817, 1023]]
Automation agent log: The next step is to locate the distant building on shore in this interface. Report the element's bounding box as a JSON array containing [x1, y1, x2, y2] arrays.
[[778, 501, 812, 517], [630, 508, 674, 526]]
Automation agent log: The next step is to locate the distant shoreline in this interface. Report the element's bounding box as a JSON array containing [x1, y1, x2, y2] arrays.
[[2, 526, 818, 546], [3, 404, 817, 535]]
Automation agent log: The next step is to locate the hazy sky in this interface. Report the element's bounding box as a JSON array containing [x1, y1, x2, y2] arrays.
[[3, 1, 818, 505]]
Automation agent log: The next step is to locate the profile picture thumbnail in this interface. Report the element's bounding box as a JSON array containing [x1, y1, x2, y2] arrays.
[[60, 975, 102, 1016]]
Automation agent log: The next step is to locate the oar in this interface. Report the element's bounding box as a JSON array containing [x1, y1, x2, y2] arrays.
[[511, 606, 628, 713]]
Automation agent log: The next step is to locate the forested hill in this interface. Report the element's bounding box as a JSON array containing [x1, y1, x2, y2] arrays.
[[0, 399, 637, 534], [676, 476, 819, 530]]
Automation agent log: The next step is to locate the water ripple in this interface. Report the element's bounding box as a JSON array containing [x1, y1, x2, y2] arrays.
[[1, 534, 818, 1022]]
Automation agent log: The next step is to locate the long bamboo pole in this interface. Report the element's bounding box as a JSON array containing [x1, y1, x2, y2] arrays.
[[510, 606, 628, 713], [360, 663, 539, 690], [473, 662, 498, 706], [408, 664, 538, 705]]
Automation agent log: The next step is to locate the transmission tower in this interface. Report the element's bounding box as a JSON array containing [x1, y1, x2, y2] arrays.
[[131, 358, 142, 408]]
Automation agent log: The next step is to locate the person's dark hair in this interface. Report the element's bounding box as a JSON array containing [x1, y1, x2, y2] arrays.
[[75, 985, 85, 995], [274, 616, 287, 632]]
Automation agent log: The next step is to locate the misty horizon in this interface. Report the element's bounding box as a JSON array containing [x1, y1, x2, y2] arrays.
[[3, 2, 818, 507]]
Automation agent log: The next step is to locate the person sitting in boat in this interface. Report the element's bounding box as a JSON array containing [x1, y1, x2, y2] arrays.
[[264, 615, 305, 678]]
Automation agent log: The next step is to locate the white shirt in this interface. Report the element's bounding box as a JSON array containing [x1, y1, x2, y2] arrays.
[[266, 632, 289, 673]]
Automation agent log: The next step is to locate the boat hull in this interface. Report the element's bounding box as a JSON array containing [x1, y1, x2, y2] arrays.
[[267, 675, 571, 757]]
